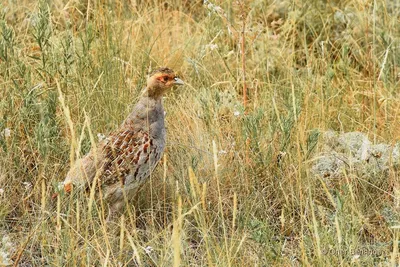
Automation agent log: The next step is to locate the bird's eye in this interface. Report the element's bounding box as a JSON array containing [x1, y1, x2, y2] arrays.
[[163, 76, 169, 82]]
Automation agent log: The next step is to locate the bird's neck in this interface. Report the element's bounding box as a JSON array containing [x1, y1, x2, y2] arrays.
[[143, 84, 166, 99], [122, 95, 164, 130]]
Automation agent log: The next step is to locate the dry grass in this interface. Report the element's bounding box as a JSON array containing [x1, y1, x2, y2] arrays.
[[0, 0, 399, 266]]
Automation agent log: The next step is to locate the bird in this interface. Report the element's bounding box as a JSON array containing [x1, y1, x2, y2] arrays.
[[61, 67, 184, 219]]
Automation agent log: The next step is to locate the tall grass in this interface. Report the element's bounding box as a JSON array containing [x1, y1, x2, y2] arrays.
[[0, 0, 399, 265]]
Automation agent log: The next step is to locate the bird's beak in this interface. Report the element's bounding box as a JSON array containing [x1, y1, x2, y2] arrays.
[[173, 77, 184, 86]]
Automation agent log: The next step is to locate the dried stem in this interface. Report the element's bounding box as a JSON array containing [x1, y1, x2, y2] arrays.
[[241, 13, 247, 111]]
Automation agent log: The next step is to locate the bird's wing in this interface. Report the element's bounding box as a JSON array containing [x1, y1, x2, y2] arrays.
[[62, 129, 150, 193], [99, 129, 150, 187]]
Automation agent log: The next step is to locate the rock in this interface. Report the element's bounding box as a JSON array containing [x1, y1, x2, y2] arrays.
[[311, 131, 400, 179]]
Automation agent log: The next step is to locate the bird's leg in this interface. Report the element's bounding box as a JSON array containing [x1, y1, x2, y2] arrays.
[[106, 201, 124, 222]]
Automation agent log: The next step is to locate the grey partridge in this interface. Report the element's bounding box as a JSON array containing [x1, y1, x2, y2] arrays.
[[62, 67, 184, 218]]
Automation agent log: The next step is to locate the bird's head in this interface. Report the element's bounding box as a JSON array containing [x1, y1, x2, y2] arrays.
[[146, 67, 184, 98]]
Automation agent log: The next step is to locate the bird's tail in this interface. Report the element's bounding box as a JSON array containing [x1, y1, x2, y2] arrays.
[[51, 181, 73, 199]]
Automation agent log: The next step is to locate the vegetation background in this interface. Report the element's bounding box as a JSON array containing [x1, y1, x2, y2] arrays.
[[0, 0, 399, 265]]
